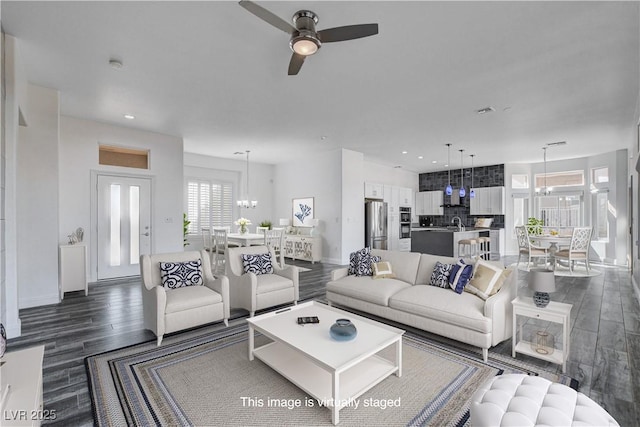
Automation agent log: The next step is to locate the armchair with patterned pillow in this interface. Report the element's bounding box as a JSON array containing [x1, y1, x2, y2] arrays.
[[225, 245, 299, 317], [140, 250, 230, 346]]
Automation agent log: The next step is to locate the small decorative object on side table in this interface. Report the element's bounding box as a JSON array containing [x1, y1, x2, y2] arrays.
[[529, 268, 555, 307], [329, 318, 357, 341]]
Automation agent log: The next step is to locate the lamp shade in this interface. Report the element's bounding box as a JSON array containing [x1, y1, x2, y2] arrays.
[[528, 268, 556, 293]]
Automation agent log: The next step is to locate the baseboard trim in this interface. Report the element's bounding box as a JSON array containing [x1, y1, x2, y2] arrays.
[[19, 294, 60, 309]]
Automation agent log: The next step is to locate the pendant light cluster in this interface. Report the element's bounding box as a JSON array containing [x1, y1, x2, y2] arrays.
[[237, 150, 258, 209], [443, 144, 477, 199]]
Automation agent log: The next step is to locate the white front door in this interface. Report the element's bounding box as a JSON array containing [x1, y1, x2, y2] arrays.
[[97, 175, 151, 279]]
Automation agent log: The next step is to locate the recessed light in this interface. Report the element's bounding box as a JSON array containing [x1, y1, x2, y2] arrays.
[[123, 114, 135, 120], [402, 151, 408, 154], [476, 106, 495, 115], [418, 156, 423, 159], [432, 160, 437, 164], [320, 135, 327, 141]]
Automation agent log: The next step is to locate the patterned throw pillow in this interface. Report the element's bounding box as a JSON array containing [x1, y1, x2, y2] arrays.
[[348, 247, 371, 275], [242, 253, 274, 275], [357, 255, 381, 276], [160, 259, 203, 289], [372, 261, 395, 279], [429, 261, 453, 288], [449, 259, 473, 294]]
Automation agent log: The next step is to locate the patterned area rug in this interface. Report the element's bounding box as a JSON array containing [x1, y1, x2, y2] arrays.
[[511, 262, 602, 277], [86, 320, 577, 427]]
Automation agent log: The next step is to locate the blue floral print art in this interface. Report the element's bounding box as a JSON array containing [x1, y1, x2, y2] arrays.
[[295, 203, 311, 223]]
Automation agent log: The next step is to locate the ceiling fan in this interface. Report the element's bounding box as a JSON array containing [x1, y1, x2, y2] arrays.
[[239, 0, 379, 75]]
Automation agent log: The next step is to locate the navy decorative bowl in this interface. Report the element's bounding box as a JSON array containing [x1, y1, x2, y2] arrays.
[[329, 318, 357, 341]]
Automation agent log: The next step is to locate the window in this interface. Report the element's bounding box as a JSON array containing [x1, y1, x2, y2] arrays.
[[512, 195, 530, 238], [99, 145, 149, 169], [511, 174, 529, 189], [534, 170, 584, 189], [186, 179, 233, 234], [591, 167, 609, 184], [536, 194, 583, 227], [593, 191, 609, 241]]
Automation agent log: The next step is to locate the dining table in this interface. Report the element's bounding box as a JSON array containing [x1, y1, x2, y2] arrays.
[[530, 234, 573, 269], [227, 232, 266, 247]]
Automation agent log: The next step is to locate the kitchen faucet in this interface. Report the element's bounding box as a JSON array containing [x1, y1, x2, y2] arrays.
[[451, 216, 464, 231]]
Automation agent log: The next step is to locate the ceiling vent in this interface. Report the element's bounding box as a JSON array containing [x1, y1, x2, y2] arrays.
[[476, 106, 495, 115]]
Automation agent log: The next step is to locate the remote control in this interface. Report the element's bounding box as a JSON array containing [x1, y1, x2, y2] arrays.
[[297, 316, 319, 325]]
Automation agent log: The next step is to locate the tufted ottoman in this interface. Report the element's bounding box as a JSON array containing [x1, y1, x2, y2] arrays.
[[470, 374, 619, 426]]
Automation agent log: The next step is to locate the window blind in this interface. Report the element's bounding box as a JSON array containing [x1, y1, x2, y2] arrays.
[[187, 179, 234, 234]]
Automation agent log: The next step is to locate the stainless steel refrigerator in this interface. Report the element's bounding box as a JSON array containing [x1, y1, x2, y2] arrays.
[[365, 201, 388, 249]]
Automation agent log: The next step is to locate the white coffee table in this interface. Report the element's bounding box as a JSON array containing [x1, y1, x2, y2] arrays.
[[247, 301, 404, 425]]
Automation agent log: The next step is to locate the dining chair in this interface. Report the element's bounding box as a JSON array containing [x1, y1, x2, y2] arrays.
[[554, 227, 593, 274], [264, 228, 285, 268], [212, 228, 231, 274], [515, 226, 549, 268], [252, 226, 270, 246], [201, 227, 214, 265]]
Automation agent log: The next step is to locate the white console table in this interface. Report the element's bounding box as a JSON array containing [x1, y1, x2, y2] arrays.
[[282, 235, 321, 263], [0, 346, 45, 426], [59, 244, 88, 299]]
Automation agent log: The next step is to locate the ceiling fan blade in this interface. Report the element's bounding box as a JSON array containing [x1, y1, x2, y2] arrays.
[[288, 53, 306, 75], [317, 23, 379, 43], [239, 0, 296, 34]]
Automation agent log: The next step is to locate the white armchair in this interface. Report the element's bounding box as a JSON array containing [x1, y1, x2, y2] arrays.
[[141, 250, 230, 346], [225, 245, 299, 317]]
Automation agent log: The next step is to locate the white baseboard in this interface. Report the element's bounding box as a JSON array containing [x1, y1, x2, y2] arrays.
[[19, 294, 60, 309]]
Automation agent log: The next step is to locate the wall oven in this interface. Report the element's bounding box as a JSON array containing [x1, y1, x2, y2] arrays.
[[399, 207, 411, 238]]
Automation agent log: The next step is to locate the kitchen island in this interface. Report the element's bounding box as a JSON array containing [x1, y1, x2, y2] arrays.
[[411, 227, 492, 258]]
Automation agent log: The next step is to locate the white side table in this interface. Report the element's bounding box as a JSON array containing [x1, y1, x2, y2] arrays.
[[511, 296, 572, 373], [59, 244, 88, 299]]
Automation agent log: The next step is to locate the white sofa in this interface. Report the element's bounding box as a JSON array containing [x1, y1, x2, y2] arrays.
[[326, 249, 516, 362]]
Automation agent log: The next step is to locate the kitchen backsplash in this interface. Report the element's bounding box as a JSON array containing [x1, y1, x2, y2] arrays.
[[418, 163, 505, 228]]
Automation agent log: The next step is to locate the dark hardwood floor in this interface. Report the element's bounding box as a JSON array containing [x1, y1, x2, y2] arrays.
[[6, 257, 640, 426]]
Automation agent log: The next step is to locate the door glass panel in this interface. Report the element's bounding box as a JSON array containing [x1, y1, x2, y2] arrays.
[[130, 185, 140, 264], [594, 192, 609, 241], [110, 184, 121, 266]]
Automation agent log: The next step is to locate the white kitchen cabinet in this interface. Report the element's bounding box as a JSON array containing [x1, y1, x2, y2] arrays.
[[489, 228, 505, 259], [399, 187, 412, 207], [364, 182, 384, 199], [283, 235, 321, 263], [469, 186, 505, 215], [415, 191, 444, 216], [59, 244, 88, 299], [398, 238, 411, 252]]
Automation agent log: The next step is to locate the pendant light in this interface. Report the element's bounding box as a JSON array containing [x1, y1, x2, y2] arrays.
[[445, 143, 453, 196], [541, 147, 551, 196], [459, 149, 466, 198], [469, 154, 476, 198], [237, 150, 258, 208]]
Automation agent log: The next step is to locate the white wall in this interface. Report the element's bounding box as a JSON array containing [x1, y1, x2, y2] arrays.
[[17, 84, 59, 308], [1, 35, 28, 337], [183, 151, 274, 248], [342, 150, 365, 262], [60, 116, 184, 282]]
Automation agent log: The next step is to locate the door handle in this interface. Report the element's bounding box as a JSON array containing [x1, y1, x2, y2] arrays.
[[141, 232, 150, 237]]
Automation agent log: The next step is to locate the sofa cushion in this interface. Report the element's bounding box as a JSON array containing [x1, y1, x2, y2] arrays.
[[372, 261, 395, 279], [165, 285, 222, 314], [256, 273, 294, 294], [242, 253, 273, 275], [389, 285, 491, 333], [465, 259, 504, 300], [449, 259, 473, 294], [348, 247, 370, 275], [371, 249, 422, 285], [430, 261, 453, 288], [160, 259, 203, 288], [327, 276, 411, 306]]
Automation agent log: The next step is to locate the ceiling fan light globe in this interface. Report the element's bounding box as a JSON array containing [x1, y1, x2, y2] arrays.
[[291, 37, 319, 56]]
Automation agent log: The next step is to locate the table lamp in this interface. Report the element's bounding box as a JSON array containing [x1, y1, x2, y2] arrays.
[[528, 268, 556, 308]]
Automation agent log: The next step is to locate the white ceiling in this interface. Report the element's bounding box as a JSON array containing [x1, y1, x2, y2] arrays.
[[2, 1, 638, 172]]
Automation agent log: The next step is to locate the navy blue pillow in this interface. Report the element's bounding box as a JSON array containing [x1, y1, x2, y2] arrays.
[[449, 259, 473, 294]]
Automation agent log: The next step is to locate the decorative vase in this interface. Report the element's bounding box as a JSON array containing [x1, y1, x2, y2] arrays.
[[0, 323, 6, 358], [240, 224, 247, 234], [329, 319, 357, 341]]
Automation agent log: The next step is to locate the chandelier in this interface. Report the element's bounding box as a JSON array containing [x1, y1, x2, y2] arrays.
[[237, 150, 258, 208], [537, 147, 551, 196]]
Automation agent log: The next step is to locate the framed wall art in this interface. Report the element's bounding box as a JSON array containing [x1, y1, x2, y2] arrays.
[[292, 197, 314, 227]]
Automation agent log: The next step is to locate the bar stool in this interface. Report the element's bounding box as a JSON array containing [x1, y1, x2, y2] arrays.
[[477, 236, 491, 260], [458, 238, 478, 258]]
